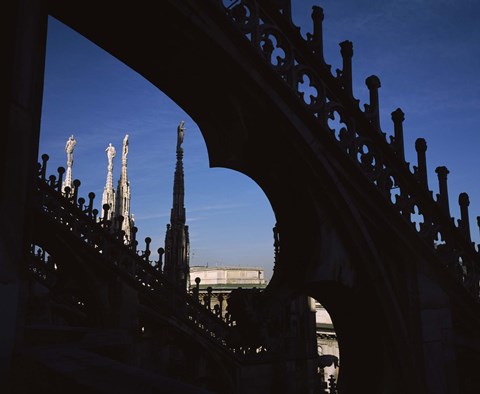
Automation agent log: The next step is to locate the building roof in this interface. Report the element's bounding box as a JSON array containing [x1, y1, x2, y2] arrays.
[[190, 266, 265, 272]]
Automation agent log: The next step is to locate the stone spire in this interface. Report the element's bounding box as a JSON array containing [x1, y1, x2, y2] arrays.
[[115, 134, 133, 243], [101, 142, 116, 220], [62, 135, 76, 193], [164, 121, 190, 290]]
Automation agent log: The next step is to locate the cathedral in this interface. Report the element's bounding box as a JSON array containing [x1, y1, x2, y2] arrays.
[[7, 3, 480, 392], [60, 122, 191, 292], [17, 121, 339, 392], [58, 121, 341, 391], [101, 134, 135, 244]]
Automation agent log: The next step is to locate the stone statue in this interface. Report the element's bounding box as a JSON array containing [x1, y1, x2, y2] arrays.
[[122, 134, 129, 157], [65, 135, 76, 165], [106, 143, 116, 169], [177, 121, 185, 151]]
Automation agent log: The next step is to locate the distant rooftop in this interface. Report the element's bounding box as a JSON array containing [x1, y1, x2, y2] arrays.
[[190, 265, 265, 271], [189, 266, 266, 287]]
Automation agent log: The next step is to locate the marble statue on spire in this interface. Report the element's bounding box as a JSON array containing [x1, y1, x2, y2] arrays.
[[106, 143, 116, 170], [115, 134, 133, 243], [62, 135, 76, 193], [65, 135, 76, 165], [177, 121, 185, 152], [122, 134, 129, 157], [102, 142, 116, 220]]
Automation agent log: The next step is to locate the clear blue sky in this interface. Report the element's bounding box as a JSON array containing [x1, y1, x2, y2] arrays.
[[39, 1, 480, 281]]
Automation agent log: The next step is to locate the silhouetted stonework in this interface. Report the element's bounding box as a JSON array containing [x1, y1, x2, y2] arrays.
[[4, 1, 480, 393], [163, 122, 190, 290]]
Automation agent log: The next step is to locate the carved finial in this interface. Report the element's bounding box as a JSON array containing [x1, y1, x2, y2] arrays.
[[131, 226, 138, 252], [365, 75, 382, 132], [391, 108, 405, 161], [414, 138, 429, 189], [144, 237, 151, 261], [415, 138, 427, 152], [458, 193, 471, 243], [339, 40, 353, 98], [102, 204, 110, 226], [365, 75, 381, 90], [40, 154, 49, 180], [72, 179, 81, 204], [116, 215, 124, 234], [459, 192, 469, 207], [192, 276, 200, 301], [87, 192, 95, 217], [307, 6, 325, 62], [156, 247, 165, 271], [57, 167, 65, 192], [206, 286, 213, 310], [435, 166, 450, 216]]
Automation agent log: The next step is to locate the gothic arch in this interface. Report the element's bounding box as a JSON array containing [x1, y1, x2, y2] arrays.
[[39, 1, 422, 391]]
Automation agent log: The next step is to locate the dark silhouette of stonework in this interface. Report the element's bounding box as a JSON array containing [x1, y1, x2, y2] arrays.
[[3, 1, 480, 393], [163, 121, 190, 290]]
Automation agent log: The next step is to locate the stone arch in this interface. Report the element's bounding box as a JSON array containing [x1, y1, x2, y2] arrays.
[[40, 1, 421, 392]]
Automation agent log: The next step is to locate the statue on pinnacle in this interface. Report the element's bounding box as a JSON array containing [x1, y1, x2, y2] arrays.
[[106, 143, 116, 171], [177, 121, 185, 152], [65, 135, 76, 167]]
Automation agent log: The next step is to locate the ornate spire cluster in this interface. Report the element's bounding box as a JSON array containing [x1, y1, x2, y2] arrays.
[[62, 134, 135, 244], [58, 125, 191, 289], [163, 121, 190, 290]]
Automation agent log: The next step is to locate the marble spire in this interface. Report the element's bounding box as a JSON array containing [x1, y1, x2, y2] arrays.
[[164, 121, 190, 289], [101, 142, 116, 220], [62, 135, 76, 193], [115, 134, 133, 243]]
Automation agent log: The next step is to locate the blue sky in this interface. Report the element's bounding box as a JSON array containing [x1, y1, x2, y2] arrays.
[[39, 1, 480, 280]]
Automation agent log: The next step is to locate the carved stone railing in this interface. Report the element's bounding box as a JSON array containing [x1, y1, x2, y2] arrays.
[[31, 154, 269, 358], [28, 245, 88, 323], [211, 0, 480, 301]]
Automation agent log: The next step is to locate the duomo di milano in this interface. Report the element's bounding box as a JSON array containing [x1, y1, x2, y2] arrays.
[[61, 122, 191, 292], [56, 122, 340, 385], [63, 134, 134, 244]]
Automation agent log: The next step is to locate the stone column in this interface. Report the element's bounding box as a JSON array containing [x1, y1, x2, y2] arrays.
[[0, 0, 48, 387]]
